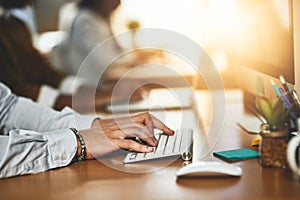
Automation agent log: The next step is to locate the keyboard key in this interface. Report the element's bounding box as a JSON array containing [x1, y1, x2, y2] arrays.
[[173, 130, 182, 153], [144, 150, 155, 158], [180, 129, 193, 152], [155, 135, 168, 155], [144, 147, 156, 158], [129, 153, 137, 160], [154, 134, 160, 140], [164, 134, 176, 154], [135, 153, 146, 160]]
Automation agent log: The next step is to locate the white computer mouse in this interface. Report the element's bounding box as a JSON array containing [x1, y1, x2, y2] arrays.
[[176, 161, 243, 177]]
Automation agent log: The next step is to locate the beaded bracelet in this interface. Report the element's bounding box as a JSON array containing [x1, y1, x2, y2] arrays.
[[70, 127, 86, 161]]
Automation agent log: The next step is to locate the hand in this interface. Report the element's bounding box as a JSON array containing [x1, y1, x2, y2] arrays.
[[80, 112, 174, 159]]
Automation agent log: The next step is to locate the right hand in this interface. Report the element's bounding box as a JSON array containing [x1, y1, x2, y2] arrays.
[[79, 112, 174, 159]]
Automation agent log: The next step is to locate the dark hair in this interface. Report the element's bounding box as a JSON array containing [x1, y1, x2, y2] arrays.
[[0, 0, 35, 9]]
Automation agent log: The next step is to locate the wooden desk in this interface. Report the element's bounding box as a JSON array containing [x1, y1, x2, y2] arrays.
[[1, 90, 299, 200]]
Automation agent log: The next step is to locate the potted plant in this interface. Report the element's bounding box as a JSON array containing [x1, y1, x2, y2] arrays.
[[256, 94, 292, 167], [256, 94, 291, 131]]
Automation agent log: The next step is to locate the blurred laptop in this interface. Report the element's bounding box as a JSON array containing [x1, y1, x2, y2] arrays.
[[106, 87, 193, 113]]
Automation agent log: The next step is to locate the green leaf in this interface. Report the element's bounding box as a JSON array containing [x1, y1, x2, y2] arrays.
[[255, 84, 293, 131], [269, 100, 284, 127], [257, 95, 272, 122], [270, 99, 280, 110]]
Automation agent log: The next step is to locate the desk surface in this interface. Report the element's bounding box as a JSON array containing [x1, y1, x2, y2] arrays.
[[1, 90, 300, 200]]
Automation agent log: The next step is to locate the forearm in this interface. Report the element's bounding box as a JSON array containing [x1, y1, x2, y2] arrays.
[[0, 128, 77, 179], [0, 83, 97, 134], [4, 97, 96, 133]]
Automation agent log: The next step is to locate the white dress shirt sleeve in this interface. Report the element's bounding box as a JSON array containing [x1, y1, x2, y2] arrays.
[[36, 85, 60, 108], [0, 129, 77, 178], [0, 83, 97, 179]]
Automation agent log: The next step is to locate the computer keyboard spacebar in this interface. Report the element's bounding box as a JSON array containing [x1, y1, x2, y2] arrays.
[[123, 129, 193, 164]]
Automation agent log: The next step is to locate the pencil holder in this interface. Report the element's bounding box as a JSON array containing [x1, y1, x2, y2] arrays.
[[259, 124, 289, 168]]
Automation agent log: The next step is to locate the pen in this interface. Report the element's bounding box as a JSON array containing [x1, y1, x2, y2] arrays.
[[279, 87, 299, 128], [270, 79, 294, 110], [279, 75, 292, 92], [279, 76, 295, 107], [279, 88, 292, 108], [271, 77, 298, 130], [292, 90, 300, 106], [292, 90, 300, 116], [279, 88, 298, 130], [270, 79, 282, 98]]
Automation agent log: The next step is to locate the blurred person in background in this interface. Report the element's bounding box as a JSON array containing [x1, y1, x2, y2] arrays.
[[52, 0, 148, 84], [0, 0, 146, 112], [53, 0, 125, 83]]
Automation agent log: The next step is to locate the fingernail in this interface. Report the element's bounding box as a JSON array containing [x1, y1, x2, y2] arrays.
[[147, 146, 154, 152], [167, 126, 174, 132], [152, 138, 158, 145]]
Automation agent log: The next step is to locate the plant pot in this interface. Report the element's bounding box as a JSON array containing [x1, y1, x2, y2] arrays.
[[259, 124, 289, 168]]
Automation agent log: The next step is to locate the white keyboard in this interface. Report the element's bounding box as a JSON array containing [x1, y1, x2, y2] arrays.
[[123, 129, 193, 164]]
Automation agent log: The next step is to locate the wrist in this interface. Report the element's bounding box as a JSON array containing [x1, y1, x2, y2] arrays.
[[75, 137, 82, 159], [70, 128, 87, 162]]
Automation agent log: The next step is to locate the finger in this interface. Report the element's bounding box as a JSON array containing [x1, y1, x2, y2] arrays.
[[105, 120, 140, 130], [116, 139, 155, 153], [104, 115, 133, 124], [132, 112, 154, 133], [97, 118, 133, 130], [107, 113, 150, 126], [113, 126, 157, 147], [132, 112, 174, 136], [98, 120, 156, 145], [151, 115, 175, 135]]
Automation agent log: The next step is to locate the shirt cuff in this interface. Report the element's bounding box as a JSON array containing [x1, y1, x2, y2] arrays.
[[59, 76, 89, 95], [44, 129, 77, 167], [37, 85, 60, 108]]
